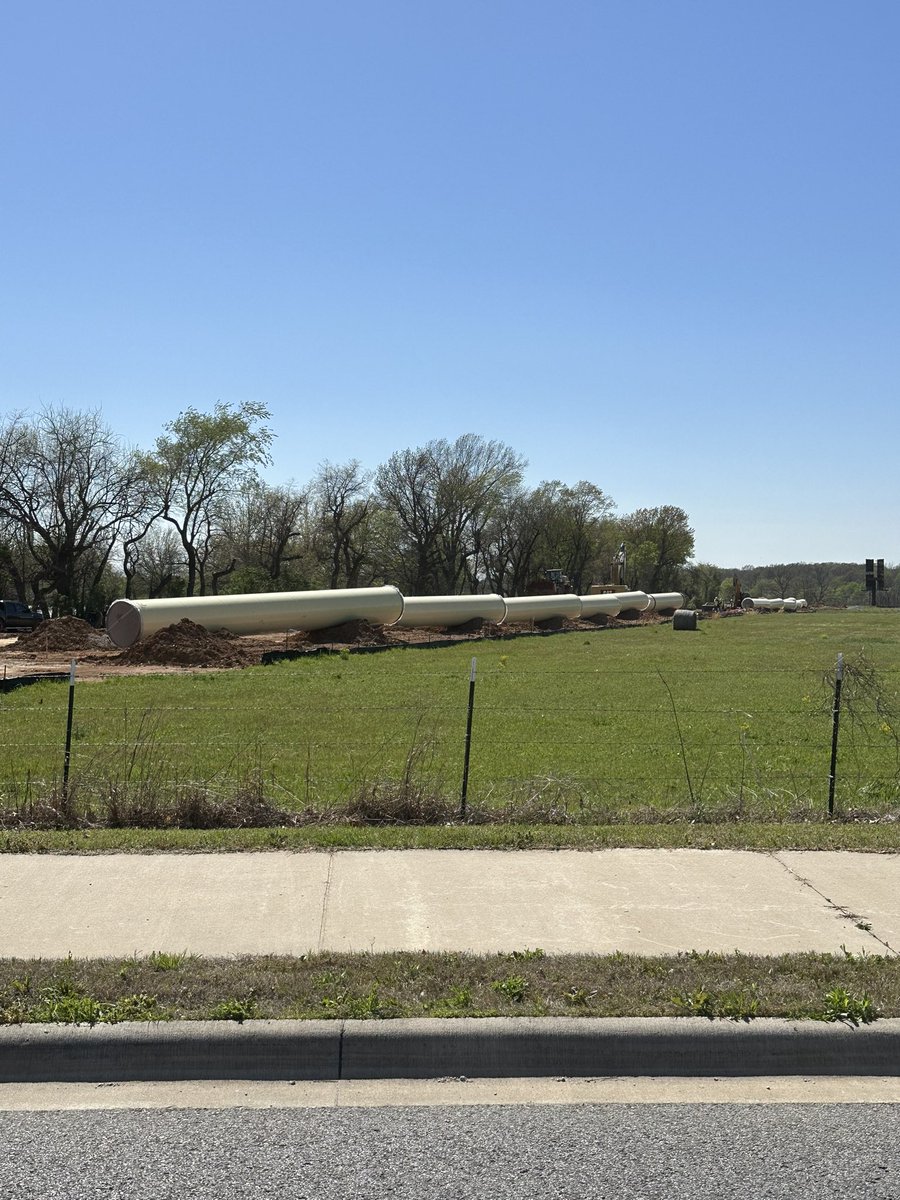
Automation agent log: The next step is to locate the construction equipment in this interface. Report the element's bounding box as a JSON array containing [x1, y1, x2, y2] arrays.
[[588, 543, 629, 595]]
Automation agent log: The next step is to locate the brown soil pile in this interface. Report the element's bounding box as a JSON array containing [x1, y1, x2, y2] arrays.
[[19, 616, 110, 651], [305, 619, 390, 646], [118, 618, 257, 668]]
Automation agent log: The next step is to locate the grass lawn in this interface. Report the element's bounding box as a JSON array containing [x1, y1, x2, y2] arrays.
[[2, 608, 899, 835]]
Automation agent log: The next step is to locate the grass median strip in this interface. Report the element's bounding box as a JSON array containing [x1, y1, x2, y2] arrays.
[[3, 822, 900, 853], [0, 949, 895, 1025]]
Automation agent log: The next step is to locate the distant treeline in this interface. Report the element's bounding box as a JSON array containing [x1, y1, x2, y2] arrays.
[[683, 561, 898, 609]]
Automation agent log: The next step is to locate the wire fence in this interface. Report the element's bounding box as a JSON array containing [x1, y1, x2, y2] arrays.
[[2, 646, 900, 825]]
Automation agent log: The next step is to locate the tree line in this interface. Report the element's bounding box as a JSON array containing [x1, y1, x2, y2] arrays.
[[0, 403, 700, 618], [685, 560, 900, 610]]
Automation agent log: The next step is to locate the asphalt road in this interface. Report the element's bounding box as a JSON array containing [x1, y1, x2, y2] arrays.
[[2, 1103, 899, 1199]]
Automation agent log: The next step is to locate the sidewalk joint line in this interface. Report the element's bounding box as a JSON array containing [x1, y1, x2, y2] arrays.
[[771, 852, 898, 956], [318, 851, 335, 952]]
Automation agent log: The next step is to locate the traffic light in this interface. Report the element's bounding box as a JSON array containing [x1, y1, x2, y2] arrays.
[[866, 558, 875, 589], [877, 559, 885, 589]]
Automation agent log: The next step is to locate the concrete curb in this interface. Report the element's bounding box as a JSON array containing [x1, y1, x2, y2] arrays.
[[2, 1017, 900, 1083]]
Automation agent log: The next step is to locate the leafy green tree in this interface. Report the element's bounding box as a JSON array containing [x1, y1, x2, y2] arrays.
[[148, 401, 274, 595], [685, 562, 723, 606], [619, 505, 695, 593]]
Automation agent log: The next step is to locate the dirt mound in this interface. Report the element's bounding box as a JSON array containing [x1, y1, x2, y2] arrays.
[[446, 617, 486, 634], [306, 619, 390, 646], [19, 616, 110, 651], [119, 618, 256, 668]]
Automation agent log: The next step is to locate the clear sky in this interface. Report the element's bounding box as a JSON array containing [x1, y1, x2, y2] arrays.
[[2, 1, 898, 568]]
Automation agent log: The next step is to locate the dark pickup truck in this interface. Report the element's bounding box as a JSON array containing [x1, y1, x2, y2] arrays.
[[0, 601, 44, 633]]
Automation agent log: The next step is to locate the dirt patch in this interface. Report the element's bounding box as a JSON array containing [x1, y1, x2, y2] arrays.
[[17, 617, 111, 651], [305, 619, 391, 647], [118, 618, 258, 668], [0, 612, 666, 682], [444, 617, 487, 634]]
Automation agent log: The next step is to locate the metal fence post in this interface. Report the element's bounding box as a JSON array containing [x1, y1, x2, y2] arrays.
[[62, 659, 77, 800], [827, 652, 843, 816], [460, 656, 477, 819]]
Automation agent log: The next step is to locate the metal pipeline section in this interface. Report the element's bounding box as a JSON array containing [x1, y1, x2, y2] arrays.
[[647, 592, 685, 614], [611, 591, 651, 617], [579, 594, 624, 619], [392, 594, 506, 629], [741, 597, 783, 611], [105, 586, 405, 648], [500, 594, 583, 623]]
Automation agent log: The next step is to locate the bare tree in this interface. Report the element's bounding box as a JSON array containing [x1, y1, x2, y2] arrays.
[[438, 434, 526, 592], [482, 485, 554, 595], [0, 406, 148, 613], [310, 460, 380, 589], [768, 563, 797, 598], [123, 525, 187, 598], [0, 513, 40, 603], [536, 481, 616, 593], [220, 478, 310, 588], [376, 435, 524, 594], [374, 444, 441, 592], [800, 562, 832, 607]]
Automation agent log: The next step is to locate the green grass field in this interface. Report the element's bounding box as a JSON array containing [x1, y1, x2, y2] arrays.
[[2, 608, 899, 826]]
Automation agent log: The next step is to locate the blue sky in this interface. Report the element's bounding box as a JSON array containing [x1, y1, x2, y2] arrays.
[[2, 1, 898, 568]]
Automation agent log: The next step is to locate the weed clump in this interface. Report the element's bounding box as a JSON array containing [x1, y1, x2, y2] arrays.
[[346, 782, 454, 825], [0, 776, 313, 831]]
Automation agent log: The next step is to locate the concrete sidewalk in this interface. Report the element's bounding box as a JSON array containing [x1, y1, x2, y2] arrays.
[[1, 849, 898, 959]]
